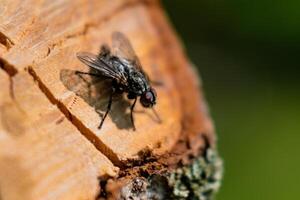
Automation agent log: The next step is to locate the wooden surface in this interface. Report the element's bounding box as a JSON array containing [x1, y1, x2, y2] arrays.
[[0, 0, 216, 199], [1, 0, 182, 165], [0, 71, 118, 200]]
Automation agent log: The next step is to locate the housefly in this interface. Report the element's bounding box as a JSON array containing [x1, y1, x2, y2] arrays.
[[76, 32, 160, 130]]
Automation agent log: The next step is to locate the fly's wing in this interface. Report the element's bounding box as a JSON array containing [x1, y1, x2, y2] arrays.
[[112, 32, 144, 72], [76, 52, 127, 85]]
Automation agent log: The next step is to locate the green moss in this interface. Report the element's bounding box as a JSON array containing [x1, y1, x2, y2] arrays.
[[168, 148, 223, 200]]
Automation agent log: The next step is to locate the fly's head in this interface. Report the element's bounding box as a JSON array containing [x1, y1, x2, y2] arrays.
[[140, 87, 157, 108]]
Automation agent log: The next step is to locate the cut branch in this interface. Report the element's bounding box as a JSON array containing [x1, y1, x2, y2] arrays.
[[0, 0, 222, 199]]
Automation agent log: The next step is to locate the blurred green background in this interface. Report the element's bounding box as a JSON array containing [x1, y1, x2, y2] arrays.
[[162, 1, 300, 200]]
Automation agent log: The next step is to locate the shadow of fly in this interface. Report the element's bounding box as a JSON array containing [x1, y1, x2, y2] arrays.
[[76, 32, 161, 130]]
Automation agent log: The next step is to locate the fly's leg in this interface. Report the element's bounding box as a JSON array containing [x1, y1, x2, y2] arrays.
[[98, 89, 115, 129], [130, 98, 137, 131]]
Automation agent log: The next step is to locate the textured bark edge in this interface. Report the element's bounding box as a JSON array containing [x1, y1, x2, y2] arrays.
[[97, 147, 223, 200], [107, 148, 223, 200]]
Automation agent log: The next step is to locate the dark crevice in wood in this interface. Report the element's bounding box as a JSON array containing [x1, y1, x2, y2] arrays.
[[0, 58, 18, 76], [0, 32, 14, 50], [27, 66, 123, 167]]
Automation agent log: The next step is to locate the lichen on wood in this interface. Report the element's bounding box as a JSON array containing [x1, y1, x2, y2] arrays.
[[169, 148, 223, 200], [103, 147, 222, 200]]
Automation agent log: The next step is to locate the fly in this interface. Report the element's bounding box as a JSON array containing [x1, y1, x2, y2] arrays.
[[76, 32, 160, 130]]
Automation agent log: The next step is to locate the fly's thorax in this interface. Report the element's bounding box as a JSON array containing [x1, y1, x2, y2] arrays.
[[128, 71, 150, 96]]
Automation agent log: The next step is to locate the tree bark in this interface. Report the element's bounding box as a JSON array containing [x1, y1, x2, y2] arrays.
[[0, 0, 222, 200]]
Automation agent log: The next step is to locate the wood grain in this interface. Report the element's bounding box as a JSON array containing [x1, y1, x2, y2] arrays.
[[0, 71, 118, 200]]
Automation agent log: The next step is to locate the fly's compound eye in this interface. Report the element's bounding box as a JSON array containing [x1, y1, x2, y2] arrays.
[[140, 89, 156, 108]]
